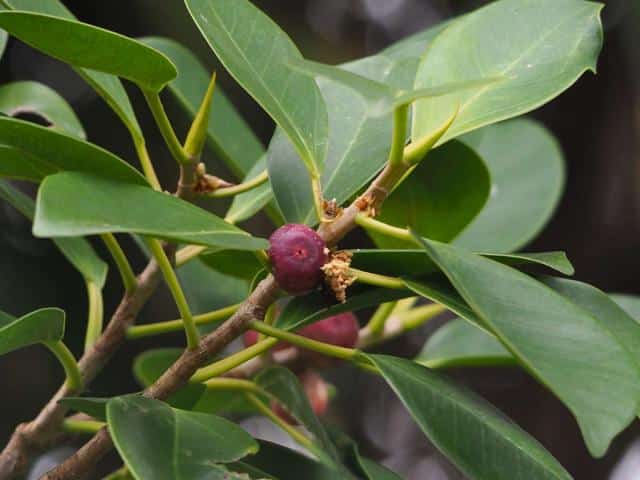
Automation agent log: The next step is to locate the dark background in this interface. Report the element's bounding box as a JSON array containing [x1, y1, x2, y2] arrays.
[[0, 0, 638, 478]]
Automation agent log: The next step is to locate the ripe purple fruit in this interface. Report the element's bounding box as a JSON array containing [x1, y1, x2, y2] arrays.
[[268, 224, 328, 295], [298, 312, 359, 350]]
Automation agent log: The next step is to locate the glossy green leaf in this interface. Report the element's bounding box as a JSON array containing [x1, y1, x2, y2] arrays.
[[0, 180, 108, 287], [370, 141, 490, 248], [0, 117, 147, 185], [368, 354, 572, 480], [0, 12, 177, 92], [351, 249, 574, 278], [412, 236, 640, 457], [541, 278, 640, 376], [242, 441, 336, 479], [254, 367, 345, 472], [141, 37, 264, 178], [34, 172, 268, 251], [185, 0, 327, 176], [275, 286, 413, 332], [412, 0, 604, 145], [417, 319, 513, 369], [59, 396, 108, 421], [0, 81, 85, 138], [611, 294, 640, 321], [1, 0, 143, 140], [226, 156, 274, 224], [455, 119, 565, 251], [199, 249, 262, 281], [107, 395, 259, 480], [0, 307, 64, 355]]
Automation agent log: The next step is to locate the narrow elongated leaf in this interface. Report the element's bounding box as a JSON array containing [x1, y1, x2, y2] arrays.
[[417, 319, 513, 369], [412, 0, 604, 144], [254, 367, 345, 472], [242, 441, 336, 479], [141, 37, 264, 178], [413, 236, 640, 457], [351, 249, 574, 278], [275, 286, 413, 332], [455, 119, 565, 251], [0, 117, 147, 184], [1, 0, 143, 140], [226, 156, 274, 224], [0, 81, 85, 138], [199, 249, 262, 281], [34, 172, 268, 251], [0, 180, 107, 287], [0, 307, 64, 355], [107, 395, 259, 480], [370, 141, 490, 248], [368, 354, 572, 480], [0, 12, 177, 91], [59, 396, 108, 421], [612, 294, 640, 321], [185, 0, 327, 176]]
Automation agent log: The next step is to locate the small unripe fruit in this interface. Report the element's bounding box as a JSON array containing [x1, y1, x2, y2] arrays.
[[271, 370, 329, 424], [268, 224, 328, 295]]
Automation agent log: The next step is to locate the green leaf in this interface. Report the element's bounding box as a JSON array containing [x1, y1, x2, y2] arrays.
[[225, 156, 274, 224], [455, 119, 565, 251], [412, 0, 604, 145], [59, 396, 108, 421], [0, 180, 107, 287], [0, 117, 147, 185], [0, 307, 64, 355], [416, 319, 513, 369], [185, 0, 327, 177], [199, 249, 262, 281], [0, 12, 177, 92], [254, 367, 343, 471], [611, 294, 640, 321], [275, 286, 413, 332], [242, 441, 336, 479], [368, 354, 572, 480], [370, 141, 490, 247], [262, 21, 446, 224], [1, 0, 143, 140], [33, 172, 268, 251], [411, 236, 640, 457], [0, 81, 85, 138], [141, 37, 264, 178], [351, 249, 574, 278], [107, 395, 259, 480]]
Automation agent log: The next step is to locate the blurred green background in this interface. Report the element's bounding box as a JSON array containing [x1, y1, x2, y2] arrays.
[[1, 1, 639, 478]]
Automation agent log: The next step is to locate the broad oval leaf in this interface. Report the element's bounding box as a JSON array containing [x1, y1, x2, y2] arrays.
[[612, 294, 640, 321], [413, 236, 640, 457], [185, 0, 327, 176], [0, 180, 107, 287], [0, 117, 147, 185], [0, 11, 177, 91], [417, 318, 513, 369], [351, 249, 574, 278], [0, 81, 85, 138], [141, 37, 264, 178], [1, 0, 143, 140], [34, 172, 268, 251], [368, 354, 572, 480], [242, 441, 336, 479], [455, 119, 565, 251], [370, 140, 490, 248], [199, 249, 262, 281], [107, 395, 259, 480], [412, 0, 604, 144], [0, 307, 64, 355]]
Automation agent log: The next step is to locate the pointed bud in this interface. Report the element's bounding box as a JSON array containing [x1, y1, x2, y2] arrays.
[[183, 71, 217, 160]]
